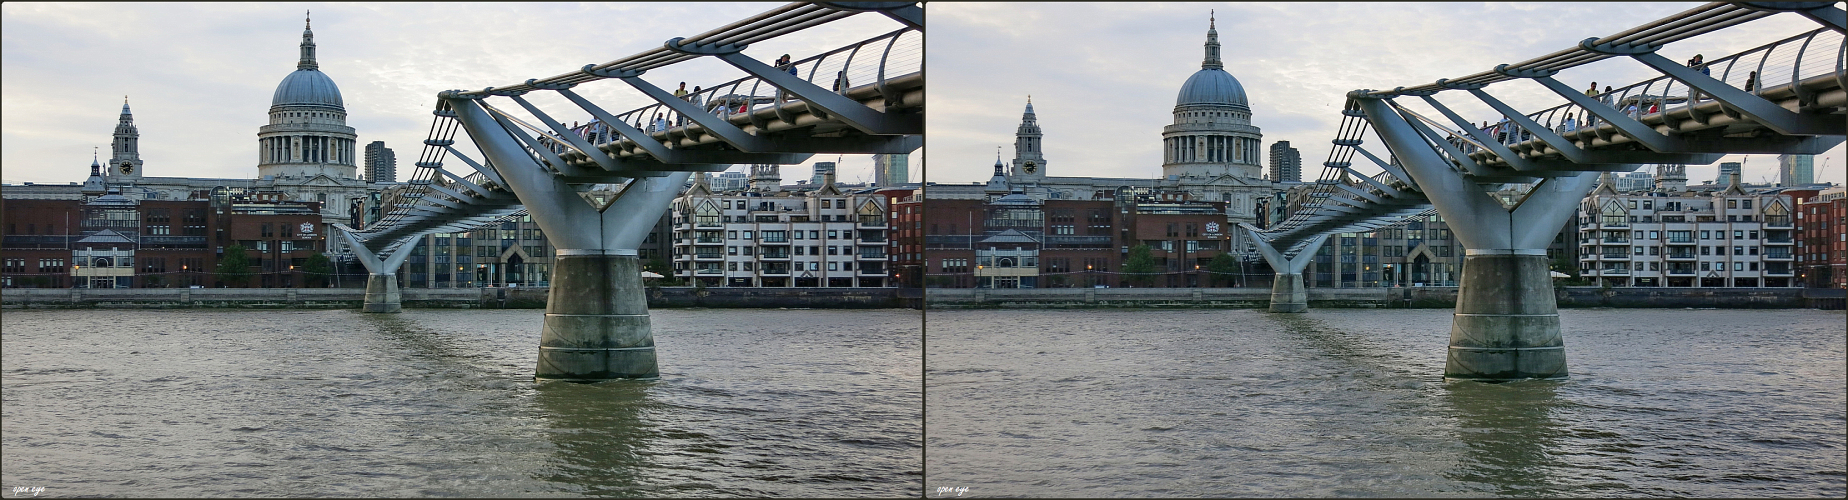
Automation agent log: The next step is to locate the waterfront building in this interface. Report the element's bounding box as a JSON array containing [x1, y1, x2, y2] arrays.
[[669, 174, 890, 287], [1797, 186, 1846, 288], [1576, 171, 1803, 288], [1, 159, 325, 289], [1268, 141, 1301, 183], [364, 141, 396, 183], [1615, 171, 1656, 192], [1779, 154, 1814, 186], [887, 187, 925, 287]]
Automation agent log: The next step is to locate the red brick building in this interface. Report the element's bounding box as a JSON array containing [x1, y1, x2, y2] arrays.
[[1797, 188, 1846, 289], [2, 187, 322, 288], [922, 187, 1229, 288]]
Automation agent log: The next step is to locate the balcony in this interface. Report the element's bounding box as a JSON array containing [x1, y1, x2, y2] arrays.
[[1665, 250, 1697, 260], [695, 268, 724, 275], [1665, 237, 1695, 245], [759, 250, 791, 259], [1666, 268, 1696, 275], [1765, 216, 1792, 228], [1764, 250, 1793, 260], [1602, 237, 1630, 244], [1600, 252, 1631, 260], [695, 237, 725, 245], [1764, 237, 1793, 245], [1600, 268, 1630, 275], [693, 252, 724, 261]]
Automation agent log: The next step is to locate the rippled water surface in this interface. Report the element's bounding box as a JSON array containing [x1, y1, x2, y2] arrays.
[[926, 309, 1846, 497], [3, 308, 920, 497]]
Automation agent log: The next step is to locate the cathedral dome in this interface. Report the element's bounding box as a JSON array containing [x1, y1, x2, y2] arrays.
[[270, 14, 343, 110], [1176, 68, 1247, 107], [272, 69, 344, 108]]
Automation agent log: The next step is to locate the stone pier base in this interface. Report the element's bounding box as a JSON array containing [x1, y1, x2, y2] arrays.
[[1445, 253, 1566, 380], [362, 274, 402, 313], [1269, 273, 1308, 313], [535, 253, 658, 381]]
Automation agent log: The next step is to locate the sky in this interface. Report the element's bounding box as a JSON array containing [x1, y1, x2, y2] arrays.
[[926, 2, 1845, 188], [1, 2, 916, 187]]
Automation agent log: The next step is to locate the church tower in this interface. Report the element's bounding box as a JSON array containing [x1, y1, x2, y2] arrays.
[[107, 97, 144, 182], [1011, 97, 1047, 182]]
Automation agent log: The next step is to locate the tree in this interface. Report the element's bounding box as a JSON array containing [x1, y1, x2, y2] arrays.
[[1122, 244, 1158, 288], [302, 253, 333, 288], [1206, 253, 1241, 287], [216, 244, 253, 288]]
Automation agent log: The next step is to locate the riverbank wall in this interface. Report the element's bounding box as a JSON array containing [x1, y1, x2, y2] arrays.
[[0, 287, 918, 310], [923, 286, 1837, 310], [4, 286, 1834, 310]]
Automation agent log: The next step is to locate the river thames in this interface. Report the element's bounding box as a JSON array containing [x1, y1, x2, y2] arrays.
[[2, 308, 921, 497], [926, 308, 1845, 497]]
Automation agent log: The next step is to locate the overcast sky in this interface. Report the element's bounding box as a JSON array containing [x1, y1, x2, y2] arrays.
[[1, 2, 914, 187], [926, 2, 1845, 188]]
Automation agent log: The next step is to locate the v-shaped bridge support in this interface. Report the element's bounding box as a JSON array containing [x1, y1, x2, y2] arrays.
[[1353, 96, 1607, 380], [1247, 228, 1329, 313], [339, 228, 421, 313]]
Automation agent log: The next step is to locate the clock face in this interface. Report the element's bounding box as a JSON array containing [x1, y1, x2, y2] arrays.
[[118, 162, 134, 175], [1023, 162, 1037, 174]]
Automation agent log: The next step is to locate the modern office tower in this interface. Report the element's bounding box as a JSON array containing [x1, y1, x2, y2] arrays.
[[873, 154, 910, 186], [1268, 141, 1301, 183], [1717, 161, 1742, 185], [809, 161, 837, 186], [1778, 154, 1814, 186], [364, 141, 395, 183]]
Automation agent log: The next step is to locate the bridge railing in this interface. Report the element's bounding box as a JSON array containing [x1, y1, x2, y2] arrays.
[[1505, 27, 1842, 152], [535, 27, 921, 158]]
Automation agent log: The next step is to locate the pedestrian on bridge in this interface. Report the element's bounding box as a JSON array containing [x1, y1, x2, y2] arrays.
[[1585, 81, 1599, 97], [1745, 71, 1757, 92]]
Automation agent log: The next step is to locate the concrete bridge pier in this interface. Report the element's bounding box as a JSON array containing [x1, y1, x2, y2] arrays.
[[536, 250, 657, 380], [1354, 95, 1608, 380], [362, 274, 402, 313], [446, 95, 695, 382], [340, 229, 415, 314], [1248, 230, 1327, 313]]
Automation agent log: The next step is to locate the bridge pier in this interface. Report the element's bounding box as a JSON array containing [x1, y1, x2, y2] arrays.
[[536, 251, 658, 380], [1249, 231, 1326, 313], [339, 229, 416, 314], [362, 273, 402, 313], [1353, 96, 1605, 380], [446, 95, 694, 382]]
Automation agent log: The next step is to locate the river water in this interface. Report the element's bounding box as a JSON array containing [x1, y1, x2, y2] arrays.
[[2, 308, 920, 498], [926, 308, 1846, 498]]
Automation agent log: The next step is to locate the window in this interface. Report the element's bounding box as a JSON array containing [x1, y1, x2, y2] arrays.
[[1728, 200, 1738, 209], [828, 246, 839, 255], [1734, 246, 1744, 255], [1749, 262, 1758, 271], [1748, 230, 1758, 239], [728, 231, 738, 240], [1702, 262, 1711, 271], [742, 231, 753, 240], [828, 262, 838, 271], [1634, 246, 1644, 255], [1701, 231, 1711, 239], [1701, 246, 1711, 255], [728, 262, 738, 271], [742, 247, 754, 256], [809, 262, 820, 271], [1742, 199, 1752, 209], [828, 230, 839, 239], [1734, 262, 1744, 271], [1649, 231, 1659, 240], [727, 246, 738, 255], [794, 231, 805, 240]]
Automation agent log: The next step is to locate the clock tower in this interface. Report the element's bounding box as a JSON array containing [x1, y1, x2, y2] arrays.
[[1011, 96, 1047, 182], [107, 97, 144, 182]]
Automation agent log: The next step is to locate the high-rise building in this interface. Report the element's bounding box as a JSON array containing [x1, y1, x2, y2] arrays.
[[873, 153, 910, 186], [1717, 161, 1742, 185], [1268, 141, 1300, 183], [1778, 154, 1814, 186], [809, 161, 837, 186], [364, 141, 396, 183]]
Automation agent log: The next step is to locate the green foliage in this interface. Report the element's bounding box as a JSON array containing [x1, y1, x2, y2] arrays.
[[1205, 253, 1241, 287], [1122, 244, 1157, 288], [302, 253, 333, 288], [216, 244, 252, 287]]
